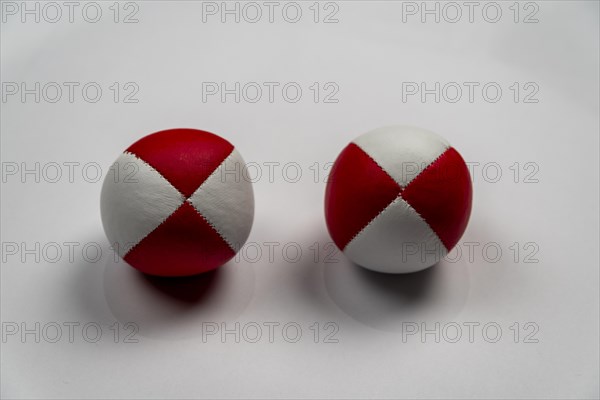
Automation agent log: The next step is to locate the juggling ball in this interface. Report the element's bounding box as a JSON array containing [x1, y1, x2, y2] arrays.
[[325, 126, 472, 273], [101, 128, 254, 277]]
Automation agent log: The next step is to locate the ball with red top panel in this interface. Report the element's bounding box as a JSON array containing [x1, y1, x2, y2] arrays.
[[100, 128, 254, 277]]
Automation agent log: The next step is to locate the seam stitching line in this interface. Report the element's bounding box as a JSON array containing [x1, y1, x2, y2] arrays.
[[186, 148, 238, 252], [402, 146, 450, 192], [343, 145, 450, 252], [400, 147, 452, 249], [120, 149, 234, 256], [120, 151, 185, 256], [400, 198, 450, 254], [341, 143, 401, 250], [351, 142, 400, 189], [122, 147, 235, 258], [345, 196, 449, 255], [343, 195, 397, 251]]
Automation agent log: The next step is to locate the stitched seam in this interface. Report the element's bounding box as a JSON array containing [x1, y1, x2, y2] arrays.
[[186, 148, 238, 252], [402, 146, 450, 192], [342, 143, 401, 250], [344, 196, 449, 254], [190, 147, 235, 196], [187, 199, 236, 252], [120, 151, 186, 256], [352, 142, 399, 188], [344, 196, 397, 251], [121, 148, 237, 255], [343, 145, 451, 252], [400, 147, 452, 250], [122, 203, 184, 256], [400, 197, 449, 254], [124, 151, 184, 196]]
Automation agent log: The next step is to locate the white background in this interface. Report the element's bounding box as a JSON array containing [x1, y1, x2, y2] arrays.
[[1, 1, 599, 398]]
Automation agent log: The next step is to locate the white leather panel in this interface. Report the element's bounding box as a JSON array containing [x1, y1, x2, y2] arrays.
[[187, 148, 254, 252], [344, 197, 448, 273], [100, 152, 185, 257], [353, 126, 449, 188]]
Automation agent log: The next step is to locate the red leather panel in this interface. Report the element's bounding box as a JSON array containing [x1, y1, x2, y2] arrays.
[[127, 129, 234, 198], [401, 147, 472, 251], [325, 143, 401, 250], [124, 202, 235, 277]]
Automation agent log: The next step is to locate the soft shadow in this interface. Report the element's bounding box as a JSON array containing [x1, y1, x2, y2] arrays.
[[103, 257, 255, 340], [66, 236, 117, 325], [286, 225, 470, 332], [352, 262, 438, 302], [140, 269, 221, 305], [323, 255, 470, 332]]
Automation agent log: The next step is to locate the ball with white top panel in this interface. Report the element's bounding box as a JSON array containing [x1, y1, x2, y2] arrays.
[[100, 128, 254, 277], [325, 126, 472, 274]]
